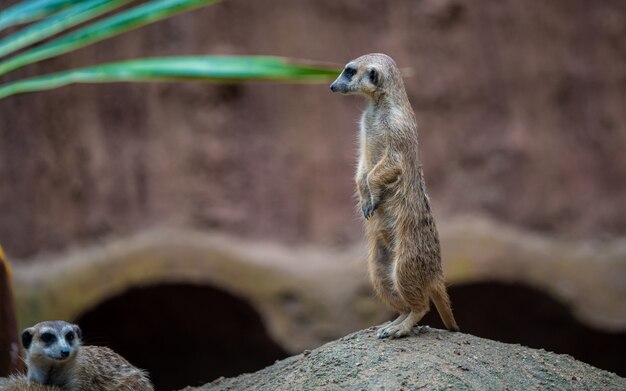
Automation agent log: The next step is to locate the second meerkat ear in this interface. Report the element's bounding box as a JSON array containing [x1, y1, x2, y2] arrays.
[[21, 329, 33, 349], [369, 69, 380, 86]]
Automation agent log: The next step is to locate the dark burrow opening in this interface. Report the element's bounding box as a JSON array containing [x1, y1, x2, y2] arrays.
[[421, 282, 626, 376], [75, 284, 288, 391]]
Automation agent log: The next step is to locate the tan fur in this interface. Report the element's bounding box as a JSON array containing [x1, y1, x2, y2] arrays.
[[62, 346, 153, 391], [0, 376, 61, 391], [22, 321, 153, 391], [331, 53, 459, 338]]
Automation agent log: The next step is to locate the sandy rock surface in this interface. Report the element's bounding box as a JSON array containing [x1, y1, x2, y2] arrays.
[[182, 326, 625, 391]]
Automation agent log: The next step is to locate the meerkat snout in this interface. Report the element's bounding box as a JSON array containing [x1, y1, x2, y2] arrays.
[[329, 64, 352, 93], [329, 75, 346, 93], [329, 65, 356, 93]]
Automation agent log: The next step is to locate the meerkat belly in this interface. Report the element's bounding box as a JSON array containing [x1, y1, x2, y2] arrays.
[[370, 193, 401, 248], [378, 184, 428, 251], [371, 215, 394, 248]]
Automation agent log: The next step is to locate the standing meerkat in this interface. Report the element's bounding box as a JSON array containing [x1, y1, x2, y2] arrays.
[[13, 320, 153, 391], [330, 53, 459, 339]]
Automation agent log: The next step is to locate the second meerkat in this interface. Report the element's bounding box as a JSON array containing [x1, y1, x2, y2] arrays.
[[331, 53, 459, 338], [16, 320, 153, 391]]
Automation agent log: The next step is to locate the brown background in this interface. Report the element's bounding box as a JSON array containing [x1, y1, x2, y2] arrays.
[[1, 0, 626, 259]]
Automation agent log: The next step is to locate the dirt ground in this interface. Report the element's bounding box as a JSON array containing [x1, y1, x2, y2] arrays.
[[183, 326, 626, 391]]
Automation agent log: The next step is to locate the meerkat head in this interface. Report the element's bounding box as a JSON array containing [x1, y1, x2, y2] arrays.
[[330, 53, 401, 100], [22, 321, 82, 367]]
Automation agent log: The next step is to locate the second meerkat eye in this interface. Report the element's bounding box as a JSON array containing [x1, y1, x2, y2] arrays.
[[41, 332, 56, 343], [369, 69, 379, 86], [65, 331, 75, 342]]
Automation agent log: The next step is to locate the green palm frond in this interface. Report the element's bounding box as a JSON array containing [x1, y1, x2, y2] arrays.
[[0, 0, 339, 99], [0, 0, 131, 58], [0, 0, 82, 30], [0, 56, 340, 98], [0, 0, 222, 76]]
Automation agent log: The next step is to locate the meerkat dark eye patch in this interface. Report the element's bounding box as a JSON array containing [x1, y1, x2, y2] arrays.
[[65, 331, 75, 342], [343, 67, 356, 80], [369, 69, 379, 86], [40, 332, 56, 344]]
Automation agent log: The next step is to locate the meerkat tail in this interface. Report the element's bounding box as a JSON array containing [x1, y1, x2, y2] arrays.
[[431, 281, 460, 332]]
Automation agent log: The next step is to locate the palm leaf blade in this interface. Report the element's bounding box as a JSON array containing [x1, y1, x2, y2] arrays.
[[0, 56, 340, 99], [0, 0, 132, 58], [0, 0, 82, 30], [0, 0, 221, 76]]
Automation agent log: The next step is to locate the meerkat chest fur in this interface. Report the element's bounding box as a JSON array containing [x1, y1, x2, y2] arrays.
[[359, 103, 392, 168], [360, 99, 421, 196]]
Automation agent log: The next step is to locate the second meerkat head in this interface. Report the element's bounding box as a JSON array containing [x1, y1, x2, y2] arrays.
[[330, 53, 402, 99], [22, 320, 82, 366]]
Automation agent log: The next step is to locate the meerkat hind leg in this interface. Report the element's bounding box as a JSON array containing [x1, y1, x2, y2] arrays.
[[378, 308, 428, 339], [378, 283, 430, 339], [376, 312, 409, 339]]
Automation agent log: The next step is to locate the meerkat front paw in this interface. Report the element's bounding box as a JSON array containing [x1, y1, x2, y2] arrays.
[[362, 202, 377, 219], [361, 196, 380, 219]]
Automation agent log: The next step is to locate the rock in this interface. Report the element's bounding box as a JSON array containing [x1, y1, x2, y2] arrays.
[[181, 327, 625, 391]]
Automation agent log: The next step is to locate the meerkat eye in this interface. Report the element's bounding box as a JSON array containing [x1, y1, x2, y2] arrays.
[[65, 331, 75, 342], [343, 67, 356, 79], [369, 69, 379, 86], [41, 332, 56, 343]]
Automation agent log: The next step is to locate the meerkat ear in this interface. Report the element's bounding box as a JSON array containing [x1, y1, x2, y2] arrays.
[[74, 325, 82, 340], [21, 329, 33, 349], [369, 69, 379, 86]]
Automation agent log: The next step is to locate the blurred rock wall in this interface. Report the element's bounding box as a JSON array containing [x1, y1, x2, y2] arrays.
[[1, 0, 625, 258]]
